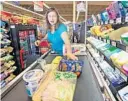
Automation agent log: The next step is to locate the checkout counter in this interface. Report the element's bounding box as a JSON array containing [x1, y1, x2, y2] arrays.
[[1, 51, 104, 101]]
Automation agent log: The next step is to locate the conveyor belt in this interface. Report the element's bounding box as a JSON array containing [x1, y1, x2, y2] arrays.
[[2, 55, 104, 101]]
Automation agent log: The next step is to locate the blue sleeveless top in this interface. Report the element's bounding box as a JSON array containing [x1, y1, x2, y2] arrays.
[[47, 23, 67, 55]]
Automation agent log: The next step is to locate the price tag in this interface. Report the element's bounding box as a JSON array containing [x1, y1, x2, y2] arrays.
[[99, 37, 101, 40], [106, 79, 110, 86], [125, 16, 128, 22], [101, 54, 104, 59], [101, 21, 103, 25], [11, 25, 15, 28], [107, 40, 110, 44], [112, 41, 116, 46], [105, 21, 108, 24], [120, 73, 127, 81], [115, 68, 120, 74], [116, 18, 122, 24], [101, 72, 105, 77], [103, 39, 106, 43], [110, 20, 114, 24], [126, 46, 128, 53]]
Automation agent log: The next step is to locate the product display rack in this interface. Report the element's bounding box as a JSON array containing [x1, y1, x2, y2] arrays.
[[0, 21, 17, 90], [87, 50, 117, 101], [86, 38, 128, 101], [10, 24, 38, 72]]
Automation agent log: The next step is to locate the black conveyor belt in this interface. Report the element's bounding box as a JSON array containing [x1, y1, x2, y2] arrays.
[[2, 55, 104, 101]]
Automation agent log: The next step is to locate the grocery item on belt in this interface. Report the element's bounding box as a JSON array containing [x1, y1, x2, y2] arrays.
[[33, 71, 77, 101], [52, 56, 62, 64], [118, 86, 128, 101], [59, 58, 84, 77], [23, 69, 44, 97]]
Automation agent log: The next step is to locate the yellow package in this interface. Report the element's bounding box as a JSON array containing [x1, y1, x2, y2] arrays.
[[52, 56, 62, 64]]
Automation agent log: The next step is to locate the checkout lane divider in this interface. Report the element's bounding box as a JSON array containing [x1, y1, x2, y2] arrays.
[[1, 50, 50, 98]]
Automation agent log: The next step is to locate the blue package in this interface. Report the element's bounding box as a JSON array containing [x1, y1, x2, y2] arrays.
[[100, 10, 109, 22], [59, 58, 84, 72]]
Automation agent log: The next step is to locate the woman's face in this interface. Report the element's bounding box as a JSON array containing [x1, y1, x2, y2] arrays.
[[48, 11, 57, 26]]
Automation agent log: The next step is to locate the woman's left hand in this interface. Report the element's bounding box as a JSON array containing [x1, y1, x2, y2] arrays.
[[67, 53, 78, 60]]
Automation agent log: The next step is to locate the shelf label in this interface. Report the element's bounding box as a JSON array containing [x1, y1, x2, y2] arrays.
[[105, 21, 108, 24], [101, 21, 103, 25], [115, 68, 120, 75], [110, 20, 114, 24], [103, 39, 106, 43], [125, 16, 128, 22], [99, 37, 101, 40], [101, 54, 104, 59], [112, 41, 116, 46], [11, 25, 15, 28], [107, 40, 110, 44], [120, 73, 127, 81], [126, 46, 128, 53], [106, 79, 110, 86], [116, 18, 121, 24]]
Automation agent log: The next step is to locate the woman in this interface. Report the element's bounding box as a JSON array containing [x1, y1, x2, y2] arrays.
[[36, 7, 78, 60]]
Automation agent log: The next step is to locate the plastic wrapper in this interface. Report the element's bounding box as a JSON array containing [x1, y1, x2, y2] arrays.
[[59, 58, 84, 77], [32, 71, 77, 101]]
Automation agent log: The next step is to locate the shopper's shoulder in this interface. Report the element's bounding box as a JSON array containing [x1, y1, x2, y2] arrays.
[[59, 23, 67, 28]]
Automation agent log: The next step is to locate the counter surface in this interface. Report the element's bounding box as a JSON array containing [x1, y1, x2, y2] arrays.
[[2, 55, 104, 101]]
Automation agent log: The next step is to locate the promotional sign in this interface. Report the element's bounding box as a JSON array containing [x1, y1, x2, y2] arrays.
[[77, 1, 86, 12], [33, 1, 43, 11]]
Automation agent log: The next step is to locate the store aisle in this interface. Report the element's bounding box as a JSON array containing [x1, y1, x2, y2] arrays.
[[2, 55, 104, 101]]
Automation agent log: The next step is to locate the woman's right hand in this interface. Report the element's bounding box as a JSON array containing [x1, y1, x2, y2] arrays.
[[67, 53, 78, 60], [35, 40, 41, 46]]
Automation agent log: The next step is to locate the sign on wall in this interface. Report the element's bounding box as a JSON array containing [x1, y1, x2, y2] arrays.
[[33, 1, 43, 11]]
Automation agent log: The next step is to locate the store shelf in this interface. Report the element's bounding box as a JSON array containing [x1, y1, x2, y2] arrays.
[[99, 16, 128, 26], [87, 46, 128, 101], [87, 50, 117, 101], [92, 35, 128, 53], [87, 39, 128, 79]]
